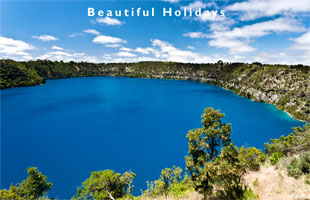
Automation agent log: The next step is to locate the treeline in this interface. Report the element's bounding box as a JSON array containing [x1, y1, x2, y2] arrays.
[[1, 59, 309, 121], [1, 108, 309, 200]]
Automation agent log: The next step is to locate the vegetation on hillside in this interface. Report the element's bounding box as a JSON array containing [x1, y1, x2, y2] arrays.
[[0, 108, 309, 200], [0, 59, 309, 121]]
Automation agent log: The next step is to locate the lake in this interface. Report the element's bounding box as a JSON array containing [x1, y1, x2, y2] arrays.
[[0, 77, 304, 198]]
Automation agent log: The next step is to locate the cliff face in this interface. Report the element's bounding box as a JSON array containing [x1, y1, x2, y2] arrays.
[[1, 60, 309, 121]]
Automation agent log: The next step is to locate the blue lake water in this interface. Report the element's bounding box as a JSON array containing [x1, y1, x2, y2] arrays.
[[1, 77, 304, 198]]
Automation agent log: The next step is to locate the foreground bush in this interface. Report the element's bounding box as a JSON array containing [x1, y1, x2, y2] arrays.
[[264, 124, 310, 156], [287, 151, 310, 179], [74, 170, 135, 200], [239, 147, 266, 171], [142, 166, 191, 199]]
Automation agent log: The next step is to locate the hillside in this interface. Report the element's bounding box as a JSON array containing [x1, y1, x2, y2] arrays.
[[0, 60, 309, 121]]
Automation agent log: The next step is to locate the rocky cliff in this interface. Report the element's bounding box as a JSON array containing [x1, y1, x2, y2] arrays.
[[1, 60, 309, 121]]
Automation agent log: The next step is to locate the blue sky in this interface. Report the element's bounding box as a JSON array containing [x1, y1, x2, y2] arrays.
[[0, 0, 309, 64]]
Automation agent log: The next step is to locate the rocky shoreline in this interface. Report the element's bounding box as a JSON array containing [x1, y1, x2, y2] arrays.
[[1, 60, 309, 121]]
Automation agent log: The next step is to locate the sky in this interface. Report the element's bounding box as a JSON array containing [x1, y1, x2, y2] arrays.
[[0, 0, 309, 64]]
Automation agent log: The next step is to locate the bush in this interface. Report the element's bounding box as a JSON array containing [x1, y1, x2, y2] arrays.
[[142, 166, 186, 198], [252, 178, 259, 187], [74, 170, 135, 200], [264, 125, 310, 156], [287, 151, 310, 180], [287, 158, 303, 179], [242, 188, 259, 200], [299, 151, 310, 174], [239, 147, 266, 171], [168, 182, 191, 199], [270, 152, 283, 165]]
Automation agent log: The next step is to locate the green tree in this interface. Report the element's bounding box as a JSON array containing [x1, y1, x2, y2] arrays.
[[239, 146, 266, 171], [0, 167, 52, 200], [264, 124, 310, 156], [16, 167, 53, 199], [142, 166, 185, 198], [213, 144, 246, 199], [74, 169, 135, 200], [185, 107, 232, 197]]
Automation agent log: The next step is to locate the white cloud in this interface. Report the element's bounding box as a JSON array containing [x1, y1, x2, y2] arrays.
[[96, 17, 123, 25], [252, 51, 310, 65], [207, 18, 306, 54], [151, 39, 212, 63], [0, 36, 34, 59], [115, 51, 137, 57], [227, 0, 310, 20], [119, 47, 132, 51], [162, 0, 179, 3], [37, 51, 99, 63], [83, 29, 100, 35], [51, 45, 64, 50], [32, 34, 59, 41], [210, 18, 305, 39], [183, 32, 206, 38], [181, 1, 208, 10], [134, 47, 154, 54], [69, 33, 84, 37], [93, 35, 127, 44], [209, 38, 256, 54], [290, 32, 310, 51], [105, 44, 122, 48], [187, 46, 195, 49]]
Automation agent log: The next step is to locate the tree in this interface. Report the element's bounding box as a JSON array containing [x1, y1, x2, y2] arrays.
[[74, 169, 135, 200], [238, 146, 266, 171], [142, 166, 186, 198], [0, 167, 52, 200], [16, 167, 53, 199], [213, 144, 246, 199], [185, 107, 232, 197]]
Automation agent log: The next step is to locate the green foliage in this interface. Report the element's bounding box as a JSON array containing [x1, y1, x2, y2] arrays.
[[74, 169, 135, 200], [242, 188, 259, 200], [212, 144, 246, 199], [299, 151, 310, 174], [0, 167, 52, 200], [252, 178, 259, 187], [287, 158, 303, 179], [142, 166, 189, 198], [287, 151, 310, 179], [185, 107, 232, 198], [269, 151, 284, 165], [168, 182, 191, 199], [239, 146, 266, 171], [0, 189, 22, 200], [264, 125, 310, 156]]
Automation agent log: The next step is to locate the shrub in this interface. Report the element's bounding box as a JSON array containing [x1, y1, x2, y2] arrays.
[[242, 188, 259, 200], [142, 166, 186, 198], [252, 178, 259, 187], [270, 151, 283, 165], [74, 170, 135, 200], [264, 125, 310, 156], [168, 182, 190, 199], [287, 158, 303, 179], [287, 152, 310, 180], [239, 147, 266, 171], [298, 151, 310, 174]]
